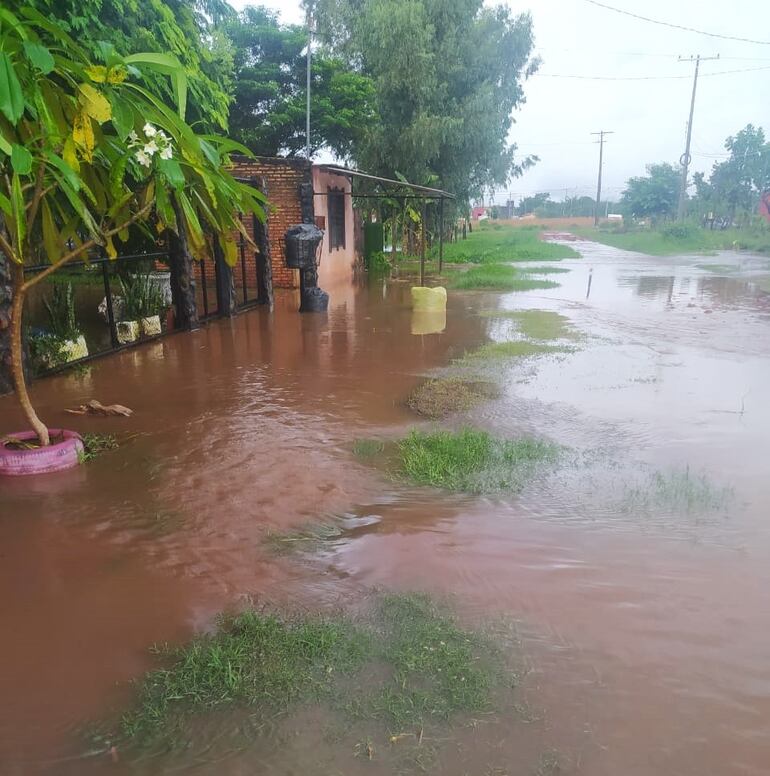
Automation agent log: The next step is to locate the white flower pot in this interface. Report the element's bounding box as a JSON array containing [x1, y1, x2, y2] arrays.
[[117, 320, 140, 344], [61, 334, 89, 362], [140, 315, 162, 337]]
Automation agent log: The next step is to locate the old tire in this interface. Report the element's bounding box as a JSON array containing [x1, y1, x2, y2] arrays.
[[0, 429, 84, 476]]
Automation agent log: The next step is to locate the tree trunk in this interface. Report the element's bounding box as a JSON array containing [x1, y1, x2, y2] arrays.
[[9, 263, 49, 445], [0, 252, 13, 395], [169, 196, 199, 331]]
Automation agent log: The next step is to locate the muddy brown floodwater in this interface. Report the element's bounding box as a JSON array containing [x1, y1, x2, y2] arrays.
[[2, 241, 770, 775]]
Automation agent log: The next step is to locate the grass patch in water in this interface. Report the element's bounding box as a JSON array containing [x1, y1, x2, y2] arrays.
[[398, 428, 560, 493], [406, 377, 499, 419], [447, 264, 559, 292], [457, 340, 568, 363], [78, 433, 118, 462], [522, 265, 572, 275], [117, 593, 506, 745], [623, 467, 733, 513], [481, 309, 577, 341]]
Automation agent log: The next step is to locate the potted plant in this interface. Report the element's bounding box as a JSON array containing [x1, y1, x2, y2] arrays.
[[117, 272, 166, 341], [40, 282, 89, 364], [0, 9, 265, 474]]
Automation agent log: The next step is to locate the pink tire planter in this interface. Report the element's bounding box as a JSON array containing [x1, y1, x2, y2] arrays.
[[0, 429, 84, 476]]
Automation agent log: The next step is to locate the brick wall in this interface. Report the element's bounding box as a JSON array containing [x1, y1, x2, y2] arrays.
[[230, 156, 312, 289]]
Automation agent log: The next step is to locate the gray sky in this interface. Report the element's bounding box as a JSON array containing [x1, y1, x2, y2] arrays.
[[229, 0, 770, 203]]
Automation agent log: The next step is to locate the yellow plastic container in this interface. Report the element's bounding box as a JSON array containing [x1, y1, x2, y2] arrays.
[[411, 286, 447, 312], [411, 310, 446, 335]]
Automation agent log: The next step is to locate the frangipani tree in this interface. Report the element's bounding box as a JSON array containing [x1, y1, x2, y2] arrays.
[[0, 7, 265, 446]]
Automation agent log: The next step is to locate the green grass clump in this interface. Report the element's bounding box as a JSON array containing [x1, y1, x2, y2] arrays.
[[122, 611, 370, 739], [482, 309, 577, 341], [448, 264, 559, 291], [623, 467, 733, 514], [118, 593, 508, 746], [398, 428, 559, 493], [406, 377, 499, 419], [370, 593, 494, 727], [79, 433, 118, 462], [439, 224, 578, 264]]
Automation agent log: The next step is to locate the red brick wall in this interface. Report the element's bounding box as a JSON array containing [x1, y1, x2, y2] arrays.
[[230, 156, 312, 289]]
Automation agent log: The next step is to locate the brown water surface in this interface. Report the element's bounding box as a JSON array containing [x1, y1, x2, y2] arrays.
[[2, 243, 770, 774]]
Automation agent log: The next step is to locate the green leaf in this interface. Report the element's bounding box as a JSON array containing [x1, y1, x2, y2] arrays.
[[198, 138, 219, 167], [0, 132, 11, 156], [0, 190, 11, 215], [10, 144, 32, 175], [22, 41, 54, 74], [41, 199, 60, 263], [109, 96, 132, 140], [176, 191, 204, 252], [0, 53, 25, 124], [159, 158, 184, 190], [45, 151, 80, 192], [124, 53, 187, 120]]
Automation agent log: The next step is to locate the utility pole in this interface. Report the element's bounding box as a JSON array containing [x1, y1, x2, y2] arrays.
[[591, 130, 613, 226], [305, 8, 313, 161], [677, 54, 719, 220]]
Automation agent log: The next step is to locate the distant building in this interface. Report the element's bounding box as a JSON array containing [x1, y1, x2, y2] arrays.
[[471, 206, 488, 220]]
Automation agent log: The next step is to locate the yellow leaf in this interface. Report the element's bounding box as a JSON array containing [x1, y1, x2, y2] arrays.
[[62, 135, 80, 171], [106, 66, 128, 85], [83, 65, 107, 83], [105, 235, 117, 259], [78, 83, 112, 124], [72, 110, 94, 162]]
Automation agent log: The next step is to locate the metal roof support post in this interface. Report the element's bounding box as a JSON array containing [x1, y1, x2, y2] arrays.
[[438, 197, 445, 273]]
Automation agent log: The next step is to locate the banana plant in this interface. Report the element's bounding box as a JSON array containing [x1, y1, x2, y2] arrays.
[[0, 7, 265, 446]]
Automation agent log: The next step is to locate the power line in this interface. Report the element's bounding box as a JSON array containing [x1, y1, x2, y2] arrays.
[[582, 0, 770, 46], [535, 65, 770, 81]]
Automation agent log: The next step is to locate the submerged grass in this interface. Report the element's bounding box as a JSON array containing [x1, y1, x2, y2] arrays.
[[406, 377, 499, 419], [482, 309, 578, 341], [447, 264, 560, 292], [118, 593, 508, 747], [623, 467, 733, 514], [352, 438, 386, 458], [522, 265, 572, 275], [439, 223, 578, 264], [398, 428, 560, 494], [263, 520, 345, 555], [457, 340, 568, 363]]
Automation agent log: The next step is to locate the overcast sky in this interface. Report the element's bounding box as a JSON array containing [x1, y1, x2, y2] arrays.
[[228, 0, 770, 203]]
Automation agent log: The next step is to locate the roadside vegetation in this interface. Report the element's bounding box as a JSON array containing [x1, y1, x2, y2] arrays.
[[447, 264, 560, 291], [438, 223, 578, 264], [575, 223, 770, 256], [398, 428, 560, 494]]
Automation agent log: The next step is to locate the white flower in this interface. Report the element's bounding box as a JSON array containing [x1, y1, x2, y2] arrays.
[[127, 130, 139, 145], [143, 140, 159, 157], [143, 123, 157, 137], [155, 129, 169, 142], [159, 145, 173, 160], [135, 150, 152, 168]]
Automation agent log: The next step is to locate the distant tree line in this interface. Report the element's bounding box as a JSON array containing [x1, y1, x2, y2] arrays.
[[619, 125, 769, 224]]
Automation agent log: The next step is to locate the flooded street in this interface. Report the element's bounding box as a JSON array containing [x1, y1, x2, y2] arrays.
[[2, 239, 770, 774]]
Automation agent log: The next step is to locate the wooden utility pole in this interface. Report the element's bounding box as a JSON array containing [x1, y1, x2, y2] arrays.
[[305, 9, 312, 161], [591, 130, 613, 226], [677, 54, 719, 220]]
